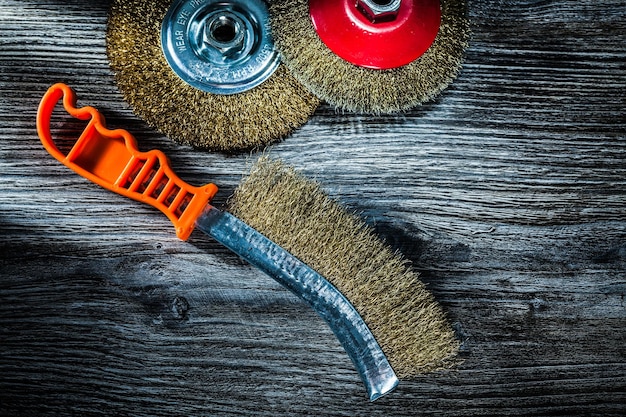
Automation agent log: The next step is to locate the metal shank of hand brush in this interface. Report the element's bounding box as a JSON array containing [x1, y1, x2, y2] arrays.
[[161, 0, 280, 94], [196, 207, 399, 401]]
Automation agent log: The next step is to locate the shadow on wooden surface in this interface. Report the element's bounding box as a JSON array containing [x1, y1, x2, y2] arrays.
[[1, 0, 625, 415]]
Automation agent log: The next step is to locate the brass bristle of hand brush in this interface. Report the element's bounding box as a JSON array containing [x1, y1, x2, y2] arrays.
[[229, 157, 460, 378], [106, 0, 320, 151], [269, 0, 470, 114]]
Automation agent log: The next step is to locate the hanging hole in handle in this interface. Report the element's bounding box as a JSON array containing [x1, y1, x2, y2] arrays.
[[38, 84, 139, 186], [48, 99, 91, 157]]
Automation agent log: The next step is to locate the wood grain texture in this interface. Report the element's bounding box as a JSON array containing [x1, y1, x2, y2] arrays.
[[1, 0, 625, 415]]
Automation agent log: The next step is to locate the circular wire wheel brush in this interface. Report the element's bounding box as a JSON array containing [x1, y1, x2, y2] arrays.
[[269, 0, 470, 114], [106, 0, 320, 151]]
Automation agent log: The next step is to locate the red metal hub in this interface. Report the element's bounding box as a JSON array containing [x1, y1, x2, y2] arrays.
[[309, 0, 441, 70]]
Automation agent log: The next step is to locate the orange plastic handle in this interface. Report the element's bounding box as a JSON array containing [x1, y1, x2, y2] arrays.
[[36, 83, 218, 240]]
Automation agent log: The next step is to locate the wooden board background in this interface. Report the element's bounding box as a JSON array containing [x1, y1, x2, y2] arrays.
[[1, 0, 625, 415]]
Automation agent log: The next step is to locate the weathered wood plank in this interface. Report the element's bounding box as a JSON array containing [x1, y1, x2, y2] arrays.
[[1, 0, 625, 415]]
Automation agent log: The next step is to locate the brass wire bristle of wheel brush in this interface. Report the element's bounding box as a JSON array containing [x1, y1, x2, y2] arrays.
[[229, 157, 460, 377], [269, 0, 470, 114], [106, 0, 320, 151]]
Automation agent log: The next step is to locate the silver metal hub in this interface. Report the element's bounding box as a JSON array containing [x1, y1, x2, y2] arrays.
[[161, 0, 280, 95]]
